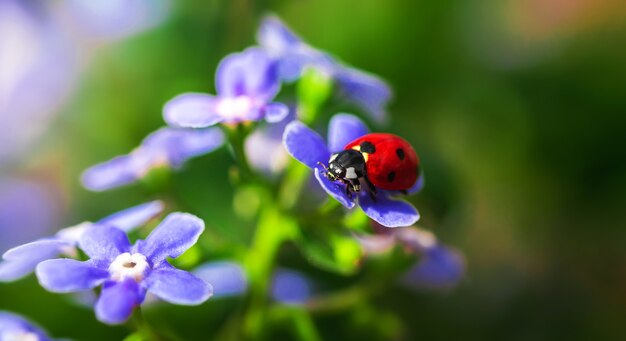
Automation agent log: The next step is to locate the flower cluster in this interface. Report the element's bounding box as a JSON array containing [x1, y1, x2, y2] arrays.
[[1, 12, 465, 340]]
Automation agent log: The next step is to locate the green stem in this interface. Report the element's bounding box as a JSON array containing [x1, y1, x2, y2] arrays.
[[242, 205, 297, 338], [226, 123, 254, 182], [132, 307, 162, 341]]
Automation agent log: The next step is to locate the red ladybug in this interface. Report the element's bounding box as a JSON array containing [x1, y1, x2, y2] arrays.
[[319, 133, 420, 200]]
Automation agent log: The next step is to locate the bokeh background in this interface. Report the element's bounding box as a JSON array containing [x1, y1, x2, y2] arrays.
[[1, 0, 626, 340]]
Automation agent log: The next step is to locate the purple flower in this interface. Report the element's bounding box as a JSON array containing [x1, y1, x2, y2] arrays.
[[358, 226, 465, 290], [0, 0, 78, 163], [244, 108, 295, 177], [0, 201, 163, 282], [0, 311, 55, 341], [395, 228, 465, 290], [0, 178, 62, 254], [193, 261, 247, 298], [35, 212, 212, 324], [62, 0, 170, 41], [81, 127, 224, 191], [270, 269, 313, 305], [164, 48, 288, 128], [283, 114, 421, 227], [257, 15, 392, 123]]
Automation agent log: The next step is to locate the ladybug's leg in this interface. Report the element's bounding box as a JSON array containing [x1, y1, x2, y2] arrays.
[[362, 176, 377, 202]]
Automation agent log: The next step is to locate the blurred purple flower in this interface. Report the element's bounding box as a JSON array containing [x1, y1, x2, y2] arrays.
[[0, 311, 55, 341], [270, 269, 313, 305], [244, 108, 295, 177], [36, 212, 212, 325], [283, 114, 421, 227], [0, 0, 78, 164], [0, 178, 62, 255], [358, 226, 465, 290], [81, 127, 224, 191], [193, 261, 247, 298], [258, 15, 392, 123], [61, 0, 170, 41], [164, 48, 288, 128], [0, 201, 163, 282]]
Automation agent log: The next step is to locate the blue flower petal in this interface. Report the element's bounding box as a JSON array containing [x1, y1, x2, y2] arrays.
[[264, 102, 289, 123], [407, 173, 425, 194], [270, 269, 313, 305], [327, 113, 369, 153], [403, 246, 465, 290], [358, 195, 419, 228], [36, 259, 108, 293], [163, 93, 223, 128], [97, 201, 164, 233], [137, 213, 204, 266], [193, 261, 247, 298], [334, 66, 392, 124], [2, 238, 69, 261], [0, 239, 71, 282], [314, 168, 355, 209], [144, 266, 212, 304], [142, 127, 225, 167], [216, 48, 280, 101], [283, 121, 330, 169], [0, 311, 52, 341], [81, 154, 143, 192], [257, 15, 302, 52], [95, 279, 144, 325], [79, 225, 132, 262]]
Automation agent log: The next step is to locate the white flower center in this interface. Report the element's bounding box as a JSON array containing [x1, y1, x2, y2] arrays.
[[2, 331, 40, 341], [216, 96, 254, 120], [108, 252, 149, 282]]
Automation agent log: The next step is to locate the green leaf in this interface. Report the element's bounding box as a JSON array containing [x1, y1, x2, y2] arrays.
[[296, 227, 363, 275]]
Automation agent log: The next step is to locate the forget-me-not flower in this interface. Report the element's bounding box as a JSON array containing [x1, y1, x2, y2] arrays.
[[164, 48, 288, 128], [36, 212, 212, 324], [258, 15, 392, 123], [283, 114, 421, 227], [0, 201, 163, 282], [358, 225, 465, 290], [81, 127, 224, 191], [0, 311, 56, 341]]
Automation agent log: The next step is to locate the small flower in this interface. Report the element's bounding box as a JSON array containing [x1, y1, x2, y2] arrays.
[[396, 228, 465, 290], [244, 108, 295, 177], [0, 201, 163, 282], [81, 127, 224, 191], [62, 0, 169, 41], [257, 15, 392, 123], [35, 212, 212, 324], [164, 48, 288, 128], [270, 269, 313, 305], [283, 114, 422, 227], [0, 311, 56, 341], [358, 226, 465, 290], [0, 177, 61, 254], [193, 261, 248, 298]]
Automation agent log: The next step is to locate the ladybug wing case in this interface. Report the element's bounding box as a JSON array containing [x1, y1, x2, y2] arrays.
[[345, 133, 419, 191]]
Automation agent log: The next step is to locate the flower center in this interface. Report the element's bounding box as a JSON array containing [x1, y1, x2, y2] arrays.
[[109, 252, 149, 282], [216, 96, 254, 120]]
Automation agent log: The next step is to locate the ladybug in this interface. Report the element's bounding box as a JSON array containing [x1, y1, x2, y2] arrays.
[[319, 133, 420, 200]]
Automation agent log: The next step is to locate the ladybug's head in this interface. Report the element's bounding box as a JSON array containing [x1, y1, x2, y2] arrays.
[[320, 150, 366, 182]]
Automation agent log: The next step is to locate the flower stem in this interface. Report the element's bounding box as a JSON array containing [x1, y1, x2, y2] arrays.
[[225, 123, 254, 182], [132, 307, 162, 341]]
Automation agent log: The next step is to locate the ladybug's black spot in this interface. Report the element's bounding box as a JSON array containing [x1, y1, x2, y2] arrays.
[[396, 148, 405, 160], [387, 171, 396, 183], [360, 141, 376, 154]]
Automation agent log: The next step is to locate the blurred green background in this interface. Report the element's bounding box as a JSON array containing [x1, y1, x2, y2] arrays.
[[2, 0, 626, 340]]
